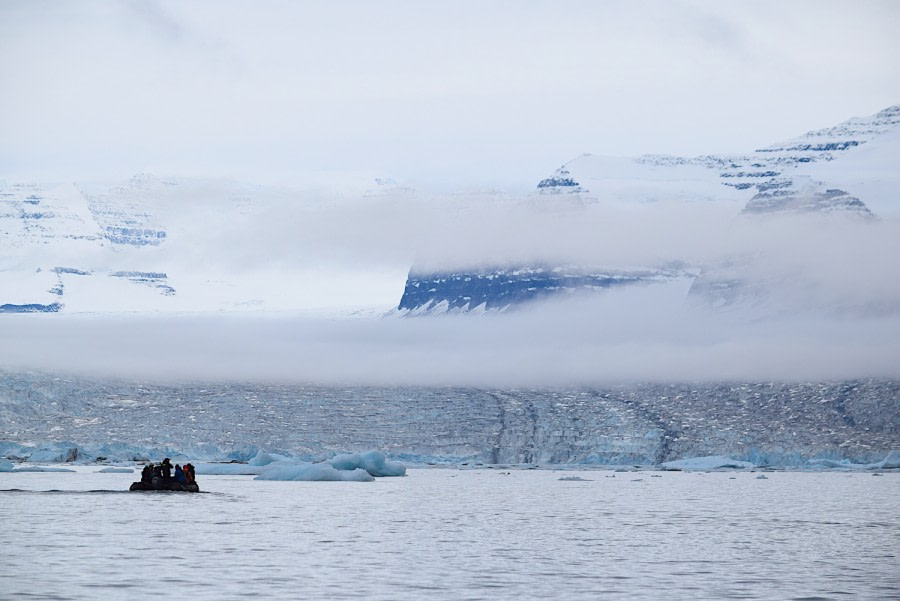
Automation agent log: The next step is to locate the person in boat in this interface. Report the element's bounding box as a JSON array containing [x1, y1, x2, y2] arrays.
[[174, 464, 187, 485], [141, 463, 154, 486], [130, 460, 199, 492], [184, 463, 196, 485]]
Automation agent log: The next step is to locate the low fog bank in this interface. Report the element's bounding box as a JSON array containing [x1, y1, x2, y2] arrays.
[[163, 192, 900, 279], [6, 179, 897, 309], [152, 190, 900, 317], [3, 293, 898, 386], [3, 187, 899, 385]]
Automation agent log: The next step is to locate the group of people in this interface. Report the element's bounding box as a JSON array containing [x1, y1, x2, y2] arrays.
[[139, 458, 197, 489]]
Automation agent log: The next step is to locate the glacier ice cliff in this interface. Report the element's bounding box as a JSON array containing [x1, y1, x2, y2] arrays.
[[1, 372, 896, 468]]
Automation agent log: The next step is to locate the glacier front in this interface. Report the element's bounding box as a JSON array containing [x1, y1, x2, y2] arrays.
[[1, 372, 896, 468]]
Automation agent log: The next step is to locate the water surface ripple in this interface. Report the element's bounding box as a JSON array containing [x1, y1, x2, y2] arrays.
[[1, 469, 897, 600]]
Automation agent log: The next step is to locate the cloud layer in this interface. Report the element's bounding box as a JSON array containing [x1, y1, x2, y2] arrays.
[[3, 291, 898, 386], [2, 1, 899, 187], [3, 191, 898, 386]]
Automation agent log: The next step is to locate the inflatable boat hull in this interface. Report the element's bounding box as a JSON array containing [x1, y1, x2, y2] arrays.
[[130, 480, 200, 493]]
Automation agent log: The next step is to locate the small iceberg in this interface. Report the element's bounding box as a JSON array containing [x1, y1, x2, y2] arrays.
[[12, 466, 76, 473], [98, 467, 134, 473], [256, 450, 406, 482], [0, 458, 14, 472], [558, 476, 591, 482], [327, 450, 406, 477], [248, 451, 291, 467], [255, 463, 374, 482], [194, 449, 407, 482]]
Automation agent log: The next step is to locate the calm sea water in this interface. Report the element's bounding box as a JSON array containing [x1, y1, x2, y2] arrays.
[[1, 468, 897, 600]]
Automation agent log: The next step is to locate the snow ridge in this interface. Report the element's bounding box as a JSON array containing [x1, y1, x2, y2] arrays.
[[537, 104, 899, 217]]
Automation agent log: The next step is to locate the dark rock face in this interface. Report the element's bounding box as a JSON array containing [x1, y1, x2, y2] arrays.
[[397, 266, 688, 314], [535, 166, 582, 193], [0, 303, 62, 313], [537, 165, 581, 190], [83, 174, 169, 247], [757, 140, 861, 153], [109, 271, 176, 296], [102, 226, 167, 246], [743, 186, 872, 216]]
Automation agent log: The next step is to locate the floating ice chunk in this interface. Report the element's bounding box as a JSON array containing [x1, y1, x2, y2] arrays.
[[248, 451, 291, 466], [255, 463, 374, 482], [0, 458, 14, 472], [327, 450, 406, 477], [97, 467, 134, 473], [13, 466, 76, 472], [558, 476, 591, 481], [661, 455, 755, 471]]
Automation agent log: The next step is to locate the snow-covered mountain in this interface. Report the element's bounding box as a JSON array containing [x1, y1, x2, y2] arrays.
[[0, 173, 411, 314], [398, 105, 899, 315], [537, 105, 899, 216], [0, 175, 181, 312], [2, 105, 897, 316]]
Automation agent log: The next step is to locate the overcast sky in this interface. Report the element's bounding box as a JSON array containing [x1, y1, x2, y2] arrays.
[[2, 0, 899, 190]]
